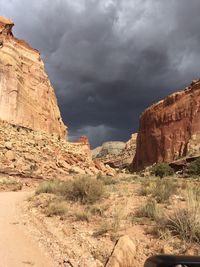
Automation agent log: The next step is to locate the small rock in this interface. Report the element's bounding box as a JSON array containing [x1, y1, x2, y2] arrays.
[[5, 141, 12, 150], [5, 150, 15, 161]]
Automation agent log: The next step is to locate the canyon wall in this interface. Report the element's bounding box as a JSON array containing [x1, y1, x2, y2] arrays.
[[0, 16, 66, 138], [132, 79, 200, 170], [93, 134, 137, 169]]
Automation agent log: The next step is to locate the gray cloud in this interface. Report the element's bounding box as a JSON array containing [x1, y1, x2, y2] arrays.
[[1, 0, 200, 147]]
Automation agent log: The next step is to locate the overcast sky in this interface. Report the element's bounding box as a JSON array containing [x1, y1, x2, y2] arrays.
[[1, 0, 200, 147]]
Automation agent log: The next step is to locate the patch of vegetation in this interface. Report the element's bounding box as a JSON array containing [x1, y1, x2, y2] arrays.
[[140, 178, 177, 203], [156, 189, 200, 244], [87, 204, 108, 216], [136, 199, 161, 220], [74, 211, 90, 222], [60, 176, 105, 204], [45, 201, 67, 217], [140, 179, 156, 196], [0, 178, 23, 191], [35, 176, 105, 205], [97, 174, 118, 185], [120, 175, 139, 183], [93, 222, 111, 237], [151, 163, 174, 178], [35, 180, 59, 195], [187, 158, 200, 176], [166, 208, 200, 243], [152, 178, 178, 203]]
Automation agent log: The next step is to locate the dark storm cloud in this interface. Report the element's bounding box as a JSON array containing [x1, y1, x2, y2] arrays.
[[1, 0, 200, 147]]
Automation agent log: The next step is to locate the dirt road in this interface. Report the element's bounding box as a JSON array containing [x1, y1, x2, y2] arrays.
[[0, 191, 54, 267]]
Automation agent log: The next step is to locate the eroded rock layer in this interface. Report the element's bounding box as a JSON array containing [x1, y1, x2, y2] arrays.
[[0, 120, 115, 179], [0, 16, 66, 138], [132, 79, 200, 170]]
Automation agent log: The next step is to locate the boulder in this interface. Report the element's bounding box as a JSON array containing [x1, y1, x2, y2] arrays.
[[105, 235, 137, 267]]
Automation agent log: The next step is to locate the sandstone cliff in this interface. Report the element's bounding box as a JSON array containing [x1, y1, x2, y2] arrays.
[[132, 79, 200, 170], [0, 16, 116, 178], [0, 16, 66, 138], [93, 134, 137, 169]]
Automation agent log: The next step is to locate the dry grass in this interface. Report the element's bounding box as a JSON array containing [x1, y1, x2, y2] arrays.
[[35, 180, 59, 195], [35, 176, 105, 204], [45, 201, 67, 217], [0, 178, 23, 191], [136, 199, 161, 220], [74, 211, 90, 222], [165, 189, 200, 243], [97, 174, 118, 185], [93, 222, 111, 237], [140, 178, 177, 203]]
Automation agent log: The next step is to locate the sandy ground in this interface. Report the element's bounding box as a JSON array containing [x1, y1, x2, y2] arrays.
[[0, 191, 55, 267]]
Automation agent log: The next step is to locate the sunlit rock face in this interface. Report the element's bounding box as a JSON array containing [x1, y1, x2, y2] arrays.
[[0, 16, 67, 138], [132, 79, 200, 170], [93, 134, 137, 169]]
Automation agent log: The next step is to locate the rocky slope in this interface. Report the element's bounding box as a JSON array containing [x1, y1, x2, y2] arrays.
[[93, 134, 137, 169], [0, 120, 114, 178], [132, 79, 200, 170], [0, 16, 66, 138]]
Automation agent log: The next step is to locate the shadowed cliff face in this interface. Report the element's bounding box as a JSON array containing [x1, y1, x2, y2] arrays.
[[132, 80, 200, 170], [0, 16, 67, 138]]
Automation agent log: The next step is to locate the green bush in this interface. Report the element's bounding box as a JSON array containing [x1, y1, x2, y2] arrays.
[[187, 158, 200, 176], [60, 176, 105, 204], [151, 163, 174, 178]]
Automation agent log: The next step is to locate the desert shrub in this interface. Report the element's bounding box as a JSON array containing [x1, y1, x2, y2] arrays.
[[140, 178, 177, 202], [152, 178, 177, 203], [136, 199, 161, 220], [160, 189, 200, 243], [35, 180, 59, 195], [74, 211, 90, 222], [88, 205, 106, 216], [60, 176, 105, 204], [93, 222, 111, 237], [46, 201, 67, 217], [0, 179, 23, 191], [151, 163, 174, 178], [97, 174, 118, 185], [187, 158, 200, 176], [166, 208, 200, 243], [140, 179, 156, 196]]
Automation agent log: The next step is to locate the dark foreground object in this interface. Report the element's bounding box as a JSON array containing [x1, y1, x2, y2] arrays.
[[144, 255, 200, 267]]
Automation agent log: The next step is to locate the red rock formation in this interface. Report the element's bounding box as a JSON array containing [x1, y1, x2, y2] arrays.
[[76, 136, 90, 146], [132, 79, 200, 170], [0, 16, 66, 138]]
